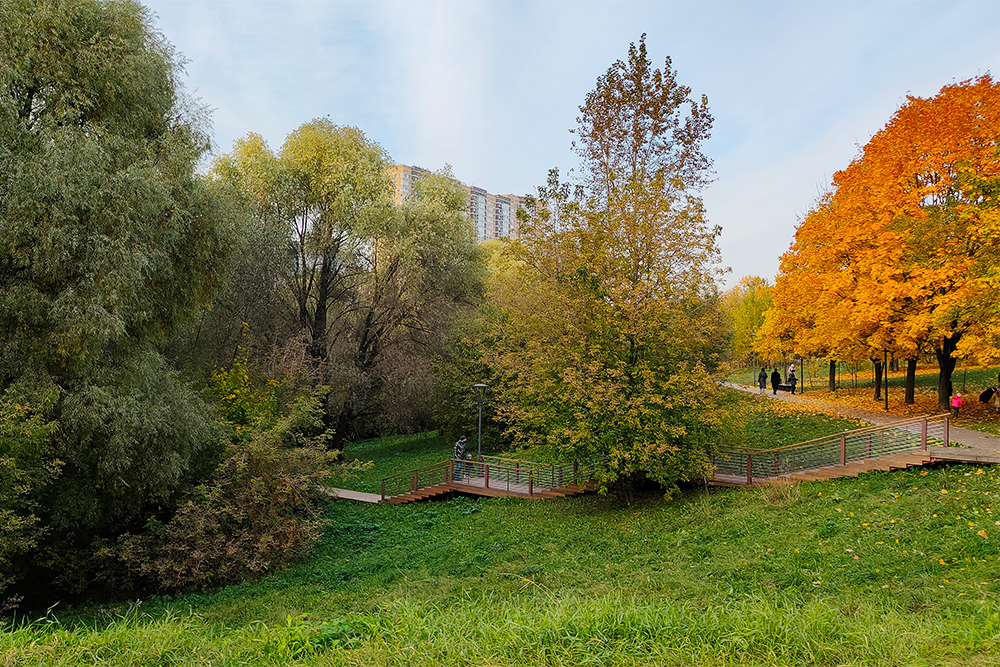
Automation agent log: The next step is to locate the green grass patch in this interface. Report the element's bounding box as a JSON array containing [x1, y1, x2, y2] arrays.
[[7, 404, 1000, 665], [719, 390, 866, 449], [336, 431, 454, 492]]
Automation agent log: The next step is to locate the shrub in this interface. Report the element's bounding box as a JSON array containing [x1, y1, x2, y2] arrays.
[[111, 389, 339, 592]]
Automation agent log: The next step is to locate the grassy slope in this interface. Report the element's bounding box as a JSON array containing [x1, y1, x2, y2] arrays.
[[5, 393, 1000, 666]]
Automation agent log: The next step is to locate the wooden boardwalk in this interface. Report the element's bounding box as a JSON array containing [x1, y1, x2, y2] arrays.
[[380, 477, 596, 504], [330, 457, 597, 505], [713, 450, 933, 486], [712, 411, 1000, 487]]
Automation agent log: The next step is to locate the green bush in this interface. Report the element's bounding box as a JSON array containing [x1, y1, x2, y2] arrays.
[[0, 381, 60, 610], [109, 389, 339, 592]]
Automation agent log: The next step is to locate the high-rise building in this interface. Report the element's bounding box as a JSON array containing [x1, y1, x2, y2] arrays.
[[389, 164, 522, 243], [387, 164, 430, 206]]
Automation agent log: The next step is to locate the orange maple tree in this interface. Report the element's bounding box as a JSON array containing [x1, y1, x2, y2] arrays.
[[759, 75, 1000, 410]]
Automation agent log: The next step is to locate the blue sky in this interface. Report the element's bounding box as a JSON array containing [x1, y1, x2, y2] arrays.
[[144, 0, 1000, 287]]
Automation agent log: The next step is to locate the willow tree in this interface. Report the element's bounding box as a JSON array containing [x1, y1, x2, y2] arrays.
[[488, 36, 724, 495], [0, 0, 234, 597], [215, 129, 481, 446]]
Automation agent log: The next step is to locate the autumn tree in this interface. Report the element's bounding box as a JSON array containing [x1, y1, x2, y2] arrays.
[[760, 76, 1000, 409], [0, 0, 235, 599], [721, 276, 772, 366], [486, 37, 725, 495]]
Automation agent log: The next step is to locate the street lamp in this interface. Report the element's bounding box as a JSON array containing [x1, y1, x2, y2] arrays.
[[472, 383, 487, 459]]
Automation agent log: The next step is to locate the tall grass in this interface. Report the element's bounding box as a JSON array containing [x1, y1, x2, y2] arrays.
[[6, 592, 998, 665]]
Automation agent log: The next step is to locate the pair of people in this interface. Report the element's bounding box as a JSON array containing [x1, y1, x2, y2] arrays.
[[762, 366, 797, 395]]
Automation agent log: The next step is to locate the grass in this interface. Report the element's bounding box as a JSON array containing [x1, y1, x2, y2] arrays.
[[6, 395, 1000, 666], [339, 431, 450, 492], [718, 391, 866, 450]]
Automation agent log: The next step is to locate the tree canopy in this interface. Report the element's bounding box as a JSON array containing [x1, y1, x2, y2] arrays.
[[0, 0, 236, 599], [483, 36, 725, 495], [759, 76, 1000, 409]]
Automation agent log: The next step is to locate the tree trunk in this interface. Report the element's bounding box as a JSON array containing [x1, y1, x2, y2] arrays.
[[873, 360, 883, 401], [935, 334, 961, 412], [828, 360, 836, 392], [905, 358, 917, 404]]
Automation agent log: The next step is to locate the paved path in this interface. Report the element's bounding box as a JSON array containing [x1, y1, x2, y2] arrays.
[[724, 382, 1000, 460], [326, 487, 381, 504]]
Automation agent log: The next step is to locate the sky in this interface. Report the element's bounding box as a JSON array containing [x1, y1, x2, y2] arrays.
[[143, 0, 1000, 287]]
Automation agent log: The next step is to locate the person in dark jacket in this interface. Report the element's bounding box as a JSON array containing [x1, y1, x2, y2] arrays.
[[770, 369, 781, 395], [757, 368, 768, 393], [454, 435, 467, 480], [788, 366, 797, 395]]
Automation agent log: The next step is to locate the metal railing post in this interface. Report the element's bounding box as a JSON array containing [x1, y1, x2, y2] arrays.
[[944, 416, 950, 447], [485, 464, 490, 489], [515, 461, 520, 484], [921, 418, 928, 451], [529, 471, 534, 496], [746, 453, 753, 485], [840, 434, 847, 465]]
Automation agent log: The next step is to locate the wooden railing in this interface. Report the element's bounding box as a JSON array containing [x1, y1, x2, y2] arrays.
[[379, 460, 452, 500], [380, 456, 594, 501], [713, 414, 950, 485]]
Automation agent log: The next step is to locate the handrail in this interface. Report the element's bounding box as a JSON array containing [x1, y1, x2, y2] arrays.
[[379, 456, 595, 501], [378, 460, 452, 485], [723, 414, 950, 454], [714, 414, 949, 484], [480, 455, 552, 468]]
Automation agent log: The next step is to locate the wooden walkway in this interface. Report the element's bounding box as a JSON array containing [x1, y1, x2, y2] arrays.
[[329, 456, 597, 505], [712, 412, 1000, 487], [379, 477, 596, 505]]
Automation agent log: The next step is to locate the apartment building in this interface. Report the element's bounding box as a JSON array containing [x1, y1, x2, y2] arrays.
[[389, 164, 521, 243]]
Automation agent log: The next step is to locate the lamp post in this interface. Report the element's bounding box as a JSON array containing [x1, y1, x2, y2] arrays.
[[472, 383, 487, 459]]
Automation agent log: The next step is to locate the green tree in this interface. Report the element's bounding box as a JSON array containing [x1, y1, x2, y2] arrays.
[[0, 0, 234, 597], [721, 276, 772, 366], [215, 133, 483, 446], [487, 36, 724, 495]]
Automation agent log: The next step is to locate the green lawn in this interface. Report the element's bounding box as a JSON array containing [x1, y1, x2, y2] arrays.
[[6, 395, 1000, 666]]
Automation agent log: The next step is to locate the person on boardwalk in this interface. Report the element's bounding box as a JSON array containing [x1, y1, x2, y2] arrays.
[[757, 368, 767, 393], [788, 365, 797, 395], [770, 368, 781, 395], [454, 435, 467, 480], [951, 393, 965, 419]]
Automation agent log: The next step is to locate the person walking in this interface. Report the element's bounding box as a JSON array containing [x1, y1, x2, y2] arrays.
[[454, 435, 467, 480], [757, 368, 768, 394], [788, 366, 798, 395], [770, 368, 781, 395], [951, 393, 965, 419]]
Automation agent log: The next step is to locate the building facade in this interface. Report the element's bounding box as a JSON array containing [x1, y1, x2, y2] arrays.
[[390, 164, 521, 243]]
